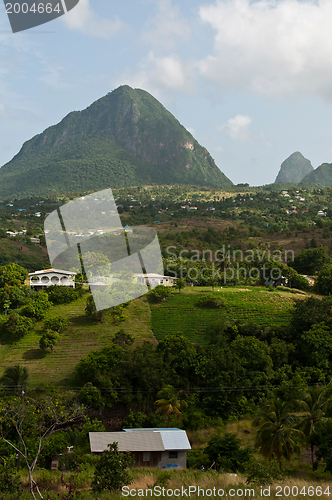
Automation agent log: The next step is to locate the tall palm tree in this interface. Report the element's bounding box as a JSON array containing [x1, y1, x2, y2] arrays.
[[253, 398, 304, 468], [0, 364, 29, 395], [296, 386, 332, 468], [155, 385, 188, 427]]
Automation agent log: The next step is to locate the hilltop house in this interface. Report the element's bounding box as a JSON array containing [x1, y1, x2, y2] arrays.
[[136, 274, 175, 287], [89, 428, 191, 469], [28, 269, 76, 291]]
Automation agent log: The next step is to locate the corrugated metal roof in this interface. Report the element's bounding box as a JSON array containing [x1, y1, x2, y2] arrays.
[[89, 431, 165, 452], [89, 430, 191, 453], [124, 428, 182, 432], [158, 430, 191, 451]]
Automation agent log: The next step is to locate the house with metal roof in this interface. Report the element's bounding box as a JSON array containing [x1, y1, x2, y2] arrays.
[[89, 428, 191, 469]]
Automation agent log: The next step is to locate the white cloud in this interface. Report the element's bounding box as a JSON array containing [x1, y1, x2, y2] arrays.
[[142, 0, 191, 50], [114, 52, 196, 97], [219, 114, 253, 140], [62, 0, 126, 39], [198, 0, 332, 100]]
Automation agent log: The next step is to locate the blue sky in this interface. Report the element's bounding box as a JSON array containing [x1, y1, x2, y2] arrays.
[[1, 0, 332, 186]]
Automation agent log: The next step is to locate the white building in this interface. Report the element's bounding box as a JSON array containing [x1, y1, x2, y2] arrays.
[[136, 273, 175, 287], [89, 428, 191, 469], [28, 269, 76, 291]]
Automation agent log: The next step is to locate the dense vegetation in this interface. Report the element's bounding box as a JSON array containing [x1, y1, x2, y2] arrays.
[[1, 183, 332, 497]]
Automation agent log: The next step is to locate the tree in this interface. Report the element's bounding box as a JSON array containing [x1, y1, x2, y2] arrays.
[[91, 441, 134, 493], [0, 395, 84, 500], [173, 278, 186, 294], [296, 386, 332, 468], [0, 263, 28, 288], [155, 385, 188, 427], [253, 398, 304, 468], [290, 247, 330, 275], [5, 313, 34, 339], [205, 433, 251, 472], [21, 291, 51, 320], [0, 364, 29, 395], [112, 329, 134, 348], [39, 329, 60, 352], [315, 265, 332, 295]]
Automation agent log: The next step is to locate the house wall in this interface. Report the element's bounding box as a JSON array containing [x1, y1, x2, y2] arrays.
[[132, 451, 161, 468], [159, 451, 187, 469], [30, 272, 75, 290]]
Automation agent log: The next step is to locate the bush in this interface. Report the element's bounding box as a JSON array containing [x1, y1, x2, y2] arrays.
[[112, 329, 134, 348], [205, 433, 251, 473], [0, 459, 21, 494], [79, 382, 104, 409], [5, 313, 34, 339], [245, 457, 288, 485], [39, 329, 60, 352], [196, 294, 225, 309], [45, 285, 80, 304], [43, 316, 69, 333], [122, 410, 147, 429], [91, 442, 134, 492], [148, 285, 172, 303], [187, 449, 210, 469], [21, 291, 51, 320]]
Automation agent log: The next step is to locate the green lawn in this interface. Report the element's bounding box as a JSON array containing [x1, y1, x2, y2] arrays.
[[0, 292, 153, 387], [150, 287, 301, 343]]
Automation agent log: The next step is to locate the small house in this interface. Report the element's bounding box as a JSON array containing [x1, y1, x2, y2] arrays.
[[136, 274, 175, 287], [89, 428, 191, 469], [28, 269, 76, 291]]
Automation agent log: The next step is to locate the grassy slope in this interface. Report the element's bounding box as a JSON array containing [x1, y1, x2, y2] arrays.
[[150, 287, 302, 343], [0, 287, 306, 387], [0, 293, 153, 387]]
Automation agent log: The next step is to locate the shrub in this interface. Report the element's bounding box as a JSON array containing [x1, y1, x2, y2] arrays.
[[112, 329, 134, 348], [91, 442, 134, 492], [205, 433, 251, 473], [45, 285, 80, 304], [21, 291, 51, 320], [148, 285, 171, 303], [39, 329, 60, 352], [0, 459, 21, 494], [79, 382, 104, 409], [43, 316, 69, 333], [196, 294, 225, 309], [5, 313, 34, 339]]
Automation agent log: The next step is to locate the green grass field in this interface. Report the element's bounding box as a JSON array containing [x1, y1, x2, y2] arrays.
[[0, 292, 153, 387], [0, 286, 306, 386], [150, 287, 302, 343]]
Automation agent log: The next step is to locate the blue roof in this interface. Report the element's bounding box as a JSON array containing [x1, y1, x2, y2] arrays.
[[124, 428, 182, 432]]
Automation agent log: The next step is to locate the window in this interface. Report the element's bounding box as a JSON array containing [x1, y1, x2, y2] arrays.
[[143, 452, 151, 461], [169, 451, 178, 459]]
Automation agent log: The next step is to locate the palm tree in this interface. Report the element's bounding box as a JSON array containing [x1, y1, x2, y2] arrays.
[[253, 398, 304, 468], [0, 364, 29, 395], [0, 364, 29, 472], [296, 386, 332, 468], [155, 385, 188, 427]]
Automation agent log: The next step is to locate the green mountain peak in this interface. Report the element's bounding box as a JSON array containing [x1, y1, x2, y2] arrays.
[[0, 85, 232, 199]]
